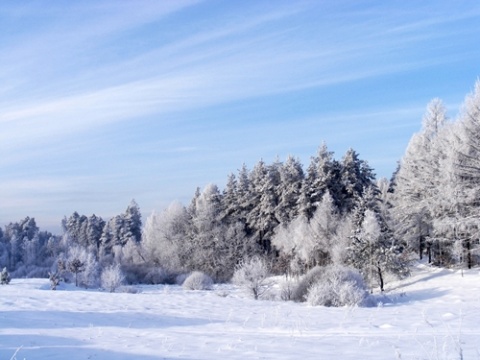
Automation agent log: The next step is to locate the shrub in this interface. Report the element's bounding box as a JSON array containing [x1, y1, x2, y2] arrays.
[[291, 266, 324, 302], [183, 271, 213, 290], [48, 271, 61, 290], [306, 265, 368, 307], [232, 257, 272, 300], [279, 277, 297, 301], [101, 264, 125, 293], [1, 267, 10, 285]]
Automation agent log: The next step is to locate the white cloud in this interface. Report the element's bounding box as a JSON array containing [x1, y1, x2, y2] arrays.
[[1, 1, 480, 231]]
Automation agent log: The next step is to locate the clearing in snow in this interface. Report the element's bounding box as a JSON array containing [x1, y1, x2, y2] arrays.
[[1, 264, 479, 359]]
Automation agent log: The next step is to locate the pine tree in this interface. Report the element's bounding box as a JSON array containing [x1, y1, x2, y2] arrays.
[[347, 209, 407, 292], [86, 214, 105, 258], [298, 144, 338, 218], [1, 267, 10, 285], [339, 148, 376, 213], [68, 258, 85, 287], [186, 183, 229, 280], [123, 199, 142, 244], [276, 156, 304, 224], [247, 160, 272, 252], [222, 173, 238, 223]]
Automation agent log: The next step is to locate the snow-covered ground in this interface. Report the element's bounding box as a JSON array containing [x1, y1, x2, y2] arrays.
[[1, 264, 479, 360]]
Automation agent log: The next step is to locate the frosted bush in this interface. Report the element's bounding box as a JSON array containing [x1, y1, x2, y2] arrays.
[[48, 271, 61, 290], [1, 267, 10, 285], [306, 265, 368, 307], [232, 257, 273, 300], [291, 266, 324, 302], [117, 285, 139, 294], [183, 271, 213, 290], [101, 264, 125, 293], [279, 277, 297, 301]]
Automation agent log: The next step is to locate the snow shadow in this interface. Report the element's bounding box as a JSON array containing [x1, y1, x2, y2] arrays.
[[0, 335, 178, 360], [0, 310, 216, 330], [388, 268, 452, 291], [376, 287, 449, 307]]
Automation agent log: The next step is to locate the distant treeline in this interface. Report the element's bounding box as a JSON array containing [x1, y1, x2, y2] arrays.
[[2, 80, 480, 291]]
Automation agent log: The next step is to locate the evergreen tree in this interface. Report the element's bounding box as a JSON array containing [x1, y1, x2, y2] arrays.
[[347, 209, 407, 292], [123, 199, 142, 244], [339, 148, 375, 213], [68, 258, 85, 287], [1, 267, 11, 285], [276, 155, 304, 224], [221, 173, 238, 223], [247, 160, 272, 252], [298, 144, 338, 218], [86, 214, 105, 258], [186, 183, 229, 280]]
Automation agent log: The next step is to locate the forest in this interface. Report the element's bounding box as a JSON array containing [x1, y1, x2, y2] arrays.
[[1, 81, 480, 303]]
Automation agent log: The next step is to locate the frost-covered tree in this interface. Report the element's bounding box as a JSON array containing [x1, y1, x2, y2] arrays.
[[86, 214, 105, 257], [97, 200, 142, 261], [221, 173, 238, 222], [186, 183, 229, 280], [142, 202, 189, 273], [1, 267, 11, 285], [298, 143, 338, 218], [273, 191, 341, 273], [247, 160, 279, 252], [272, 214, 311, 274], [347, 209, 407, 291], [446, 80, 480, 268], [123, 199, 142, 244], [339, 148, 376, 213], [232, 257, 272, 300], [101, 264, 125, 292], [392, 99, 448, 262], [68, 258, 85, 287], [276, 156, 304, 224], [235, 163, 253, 224], [0, 240, 8, 270], [307, 191, 340, 267], [1, 217, 55, 276], [67, 246, 99, 288]]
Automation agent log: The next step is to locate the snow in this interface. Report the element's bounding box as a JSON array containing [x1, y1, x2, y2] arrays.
[[1, 264, 480, 359]]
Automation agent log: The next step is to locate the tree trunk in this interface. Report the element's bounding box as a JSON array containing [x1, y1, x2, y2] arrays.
[[376, 265, 384, 292], [427, 242, 432, 263], [466, 239, 472, 269], [419, 235, 424, 260]]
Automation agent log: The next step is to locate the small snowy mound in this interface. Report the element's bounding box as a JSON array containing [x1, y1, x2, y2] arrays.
[[304, 265, 369, 307], [182, 271, 213, 290]]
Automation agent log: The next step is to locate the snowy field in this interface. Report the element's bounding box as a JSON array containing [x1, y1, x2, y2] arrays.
[[1, 265, 480, 360]]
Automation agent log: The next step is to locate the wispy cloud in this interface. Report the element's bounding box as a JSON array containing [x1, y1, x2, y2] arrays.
[[2, 1, 480, 230]]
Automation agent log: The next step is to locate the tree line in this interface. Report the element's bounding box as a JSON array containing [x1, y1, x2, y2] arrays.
[[2, 80, 480, 291]]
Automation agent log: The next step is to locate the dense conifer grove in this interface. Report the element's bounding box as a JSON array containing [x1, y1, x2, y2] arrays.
[[2, 80, 480, 294]]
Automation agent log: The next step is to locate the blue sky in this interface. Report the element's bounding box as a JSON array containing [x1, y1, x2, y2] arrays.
[[1, 0, 480, 233]]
